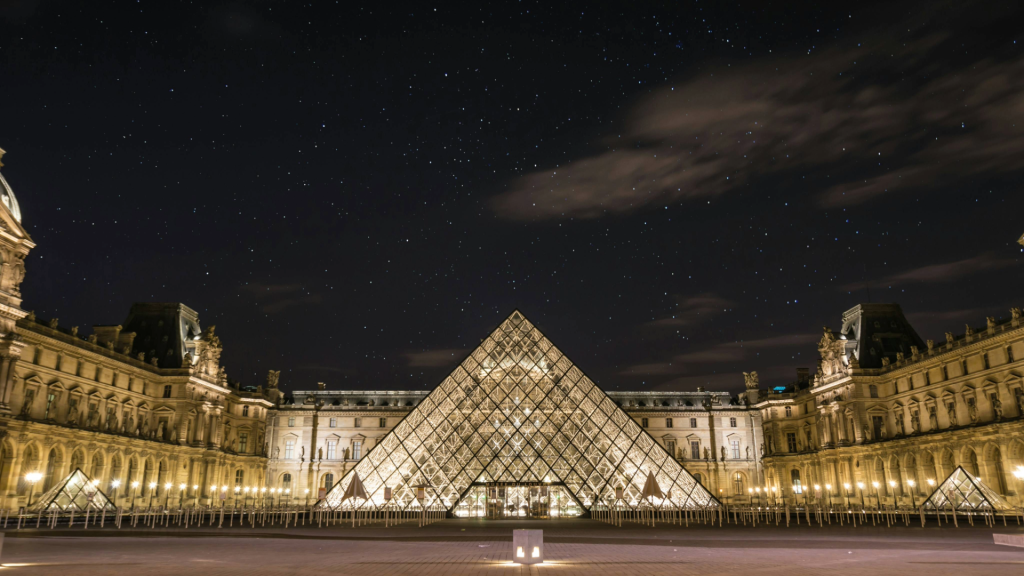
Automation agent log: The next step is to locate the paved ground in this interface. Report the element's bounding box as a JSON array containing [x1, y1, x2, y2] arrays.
[[2, 518, 1023, 574]]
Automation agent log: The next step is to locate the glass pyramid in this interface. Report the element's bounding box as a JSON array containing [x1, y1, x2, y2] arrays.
[[921, 466, 1012, 512], [27, 468, 116, 513], [319, 310, 720, 514]]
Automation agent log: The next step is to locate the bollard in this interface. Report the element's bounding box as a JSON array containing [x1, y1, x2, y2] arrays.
[[512, 529, 543, 565]]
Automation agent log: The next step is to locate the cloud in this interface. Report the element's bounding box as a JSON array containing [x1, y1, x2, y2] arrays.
[[491, 25, 1024, 220], [241, 283, 321, 314], [645, 293, 733, 328], [843, 253, 1014, 291], [404, 348, 468, 368], [619, 332, 816, 376]]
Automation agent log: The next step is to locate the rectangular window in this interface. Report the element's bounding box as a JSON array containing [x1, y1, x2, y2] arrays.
[[641, 418, 648, 428], [379, 417, 387, 428], [666, 418, 673, 428], [666, 440, 676, 458], [163, 385, 172, 398], [288, 416, 295, 427], [354, 418, 362, 428], [329, 417, 337, 428], [284, 439, 295, 459], [784, 406, 792, 417], [352, 440, 362, 460], [731, 439, 740, 459], [690, 441, 701, 460], [872, 415, 884, 440], [690, 418, 697, 428], [786, 432, 798, 453], [729, 417, 737, 428], [44, 393, 56, 419], [242, 406, 249, 417], [239, 432, 249, 453], [327, 440, 337, 460]]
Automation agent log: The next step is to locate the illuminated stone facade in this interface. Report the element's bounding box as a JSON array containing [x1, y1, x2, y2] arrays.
[[756, 303, 1024, 507]]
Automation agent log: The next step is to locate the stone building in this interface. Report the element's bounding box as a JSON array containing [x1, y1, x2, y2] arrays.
[[756, 303, 1024, 508], [0, 154, 275, 510]]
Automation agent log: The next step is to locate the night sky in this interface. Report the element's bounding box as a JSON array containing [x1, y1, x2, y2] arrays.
[[1, 0, 1022, 395]]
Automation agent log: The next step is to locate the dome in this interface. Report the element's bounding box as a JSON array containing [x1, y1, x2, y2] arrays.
[[0, 172, 22, 224]]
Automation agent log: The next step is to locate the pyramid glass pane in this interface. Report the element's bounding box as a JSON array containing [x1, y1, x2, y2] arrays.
[[28, 468, 116, 513], [922, 466, 1012, 512], [318, 310, 720, 515]]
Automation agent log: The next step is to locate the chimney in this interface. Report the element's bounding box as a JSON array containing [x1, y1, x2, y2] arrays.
[[796, 367, 809, 384]]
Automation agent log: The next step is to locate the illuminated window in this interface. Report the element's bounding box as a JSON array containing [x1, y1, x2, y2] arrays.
[[327, 440, 337, 460], [731, 439, 740, 459], [352, 440, 362, 460], [329, 417, 337, 428], [284, 439, 295, 459], [235, 469, 244, 487], [287, 417, 295, 427], [790, 469, 803, 494]]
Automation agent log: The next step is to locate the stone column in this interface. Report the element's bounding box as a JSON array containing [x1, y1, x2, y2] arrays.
[[210, 409, 223, 449], [0, 338, 25, 411]]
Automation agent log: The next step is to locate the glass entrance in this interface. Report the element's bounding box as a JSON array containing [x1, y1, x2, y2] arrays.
[[454, 483, 583, 518]]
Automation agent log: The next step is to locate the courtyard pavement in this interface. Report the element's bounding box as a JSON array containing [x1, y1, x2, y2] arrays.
[[2, 518, 1023, 574]]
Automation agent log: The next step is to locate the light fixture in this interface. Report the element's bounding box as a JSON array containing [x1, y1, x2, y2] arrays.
[[111, 480, 122, 489], [927, 479, 935, 486]]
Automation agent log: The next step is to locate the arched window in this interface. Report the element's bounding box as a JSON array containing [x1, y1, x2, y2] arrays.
[[44, 448, 59, 490], [235, 469, 244, 487], [282, 473, 292, 491], [733, 472, 745, 495], [790, 469, 803, 494]]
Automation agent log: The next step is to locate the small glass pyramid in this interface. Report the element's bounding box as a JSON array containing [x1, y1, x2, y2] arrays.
[[319, 310, 720, 513], [27, 468, 117, 513], [921, 465, 1011, 512]]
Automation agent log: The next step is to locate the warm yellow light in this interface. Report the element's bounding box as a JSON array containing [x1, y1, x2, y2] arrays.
[[748, 488, 753, 493], [907, 480, 916, 487], [871, 482, 879, 488], [516, 547, 524, 558], [843, 483, 851, 490], [221, 485, 228, 492], [131, 481, 140, 488], [111, 480, 122, 489], [193, 484, 199, 490], [165, 483, 172, 490], [234, 486, 240, 493], [813, 485, 820, 491], [149, 482, 157, 489], [888, 481, 896, 488], [856, 482, 864, 489], [179, 483, 186, 490], [825, 484, 832, 491], [532, 547, 540, 558], [927, 479, 935, 486], [25, 472, 43, 483]]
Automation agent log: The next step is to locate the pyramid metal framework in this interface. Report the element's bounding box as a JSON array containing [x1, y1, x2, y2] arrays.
[[921, 465, 1012, 512], [27, 468, 116, 513], [320, 311, 720, 513]]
